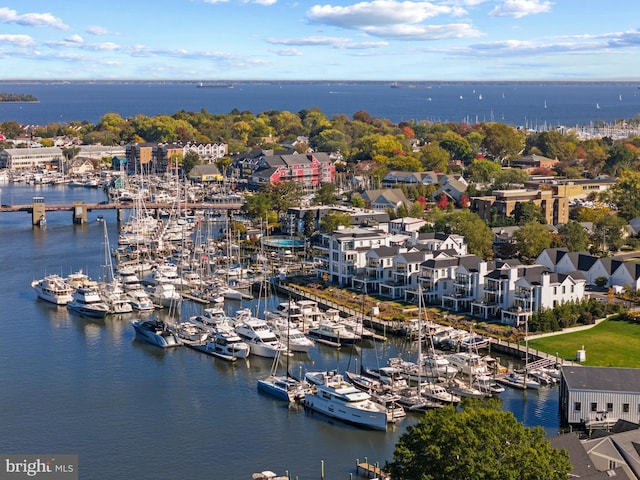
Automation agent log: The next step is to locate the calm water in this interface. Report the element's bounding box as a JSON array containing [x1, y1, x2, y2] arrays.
[[0, 183, 559, 479], [0, 81, 639, 127]]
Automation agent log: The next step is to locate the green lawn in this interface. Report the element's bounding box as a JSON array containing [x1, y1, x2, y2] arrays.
[[527, 318, 640, 368]]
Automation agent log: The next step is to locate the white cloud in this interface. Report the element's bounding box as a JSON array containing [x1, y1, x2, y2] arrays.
[[266, 35, 388, 49], [307, 1, 464, 29], [364, 22, 482, 39], [0, 7, 68, 29], [489, 0, 553, 18], [65, 34, 84, 44], [0, 34, 35, 47], [250, 0, 278, 5], [86, 25, 114, 36], [274, 48, 304, 56]]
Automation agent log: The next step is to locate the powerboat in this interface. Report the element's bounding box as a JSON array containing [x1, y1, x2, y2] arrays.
[[234, 316, 287, 358], [66, 287, 110, 318], [446, 352, 490, 377], [146, 282, 181, 308], [190, 324, 251, 361], [31, 274, 74, 305], [303, 371, 388, 431], [131, 318, 181, 348], [306, 320, 361, 347]]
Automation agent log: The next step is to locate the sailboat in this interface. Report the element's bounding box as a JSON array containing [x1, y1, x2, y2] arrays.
[[96, 220, 133, 314], [257, 298, 313, 402]]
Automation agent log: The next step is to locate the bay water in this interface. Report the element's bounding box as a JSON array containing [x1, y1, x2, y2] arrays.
[[0, 81, 638, 127]]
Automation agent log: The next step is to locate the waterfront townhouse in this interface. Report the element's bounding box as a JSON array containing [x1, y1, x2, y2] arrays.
[[502, 269, 586, 327], [389, 217, 427, 234], [354, 245, 402, 293], [469, 260, 524, 321], [441, 255, 488, 313], [379, 249, 431, 300], [412, 232, 468, 256], [182, 141, 227, 163], [560, 366, 640, 429], [417, 254, 460, 304], [314, 226, 390, 286]]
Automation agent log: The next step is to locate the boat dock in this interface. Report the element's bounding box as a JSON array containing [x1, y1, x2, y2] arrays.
[[273, 281, 404, 337], [356, 459, 389, 479]]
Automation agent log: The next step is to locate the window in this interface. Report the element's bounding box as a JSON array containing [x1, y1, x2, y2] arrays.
[[607, 403, 613, 412], [609, 460, 617, 470], [591, 402, 598, 412], [574, 402, 581, 412], [623, 403, 630, 413]]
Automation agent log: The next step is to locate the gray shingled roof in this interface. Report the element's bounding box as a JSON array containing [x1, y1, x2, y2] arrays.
[[562, 366, 640, 393]]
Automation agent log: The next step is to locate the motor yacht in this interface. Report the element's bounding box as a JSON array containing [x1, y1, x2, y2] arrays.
[[234, 315, 287, 358], [303, 371, 388, 431], [31, 274, 74, 305], [66, 287, 110, 318], [131, 318, 181, 348]]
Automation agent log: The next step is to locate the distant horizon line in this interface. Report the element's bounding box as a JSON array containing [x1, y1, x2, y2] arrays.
[[0, 79, 639, 85]]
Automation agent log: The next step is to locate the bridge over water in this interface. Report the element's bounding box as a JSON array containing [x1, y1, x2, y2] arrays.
[[0, 198, 244, 224]]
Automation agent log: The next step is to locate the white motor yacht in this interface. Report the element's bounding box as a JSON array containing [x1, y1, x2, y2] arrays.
[[303, 371, 388, 431], [306, 320, 361, 347], [66, 287, 110, 318], [31, 274, 74, 305], [234, 316, 287, 358]]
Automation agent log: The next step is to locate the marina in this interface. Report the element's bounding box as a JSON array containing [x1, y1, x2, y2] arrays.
[[0, 182, 563, 479]]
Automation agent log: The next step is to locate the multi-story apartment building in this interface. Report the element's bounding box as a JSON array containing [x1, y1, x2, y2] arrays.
[[472, 188, 569, 225], [249, 152, 334, 191]]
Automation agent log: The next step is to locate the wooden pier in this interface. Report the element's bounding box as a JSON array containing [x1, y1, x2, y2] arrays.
[[356, 460, 389, 479]]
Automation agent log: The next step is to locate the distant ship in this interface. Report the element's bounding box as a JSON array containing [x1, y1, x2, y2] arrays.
[[196, 82, 234, 88]]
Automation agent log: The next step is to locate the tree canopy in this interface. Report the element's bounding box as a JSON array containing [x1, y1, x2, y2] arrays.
[[387, 397, 571, 480]]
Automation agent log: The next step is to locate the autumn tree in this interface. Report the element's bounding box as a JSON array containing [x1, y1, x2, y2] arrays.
[[480, 122, 525, 165], [602, 168, 640, 220], [388, 397, 571, 480]]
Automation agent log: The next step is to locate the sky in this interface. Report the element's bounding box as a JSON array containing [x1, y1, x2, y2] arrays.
[[0, 0, 639, 81]]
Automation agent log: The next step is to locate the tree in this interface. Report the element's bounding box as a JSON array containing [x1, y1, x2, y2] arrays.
[[419, 143, 450, 172], [350, 193, 365, 208], [513, 222, 552, 261], [182, 151, 200, 177], [319, 211, 351, 233], [512, 201, 545, 225], [303, 210, 315, 237], [557, 220, 590, 252], [604, 144, 637, 176], [480, 123, 525, 165], [267, 181, 303, 217], [388, 398, 571, 480], [241, 192, 272, 220], [314, 183, 337, 205], [435, 210, 494, 258], [467, 158, 501, 183], [602, 168, 640, 220]]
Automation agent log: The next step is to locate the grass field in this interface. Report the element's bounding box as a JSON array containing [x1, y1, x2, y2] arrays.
[[527, 318, 640, 368]]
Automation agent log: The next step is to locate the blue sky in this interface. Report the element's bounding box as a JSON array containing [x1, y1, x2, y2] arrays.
[[0, 0, 638, 81]]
